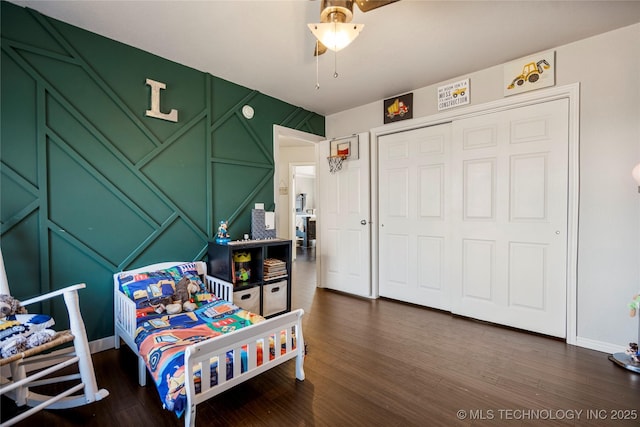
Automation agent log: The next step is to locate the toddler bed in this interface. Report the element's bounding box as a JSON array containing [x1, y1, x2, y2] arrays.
[[113, 261, 305, 427]]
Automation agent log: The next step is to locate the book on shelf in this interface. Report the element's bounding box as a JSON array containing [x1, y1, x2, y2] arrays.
[[263, 258, 287, 280]]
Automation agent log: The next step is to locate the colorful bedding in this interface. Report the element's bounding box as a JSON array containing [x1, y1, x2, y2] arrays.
[[134, 297, 265, 417]]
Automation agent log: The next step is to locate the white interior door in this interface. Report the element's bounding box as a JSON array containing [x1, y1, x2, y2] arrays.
[[318, 133, 371, 297], [378, 124, 453, 310], [450, 99, 569, 337]]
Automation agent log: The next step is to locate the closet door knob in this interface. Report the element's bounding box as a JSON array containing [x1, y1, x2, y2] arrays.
[[360, 220, 367, 225]]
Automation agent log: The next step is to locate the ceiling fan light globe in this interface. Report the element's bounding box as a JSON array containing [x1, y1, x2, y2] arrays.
[[308, 22, 364, 52]]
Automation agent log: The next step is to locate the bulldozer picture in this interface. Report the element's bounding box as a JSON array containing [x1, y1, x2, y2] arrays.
[[507, 59, 551, 90]]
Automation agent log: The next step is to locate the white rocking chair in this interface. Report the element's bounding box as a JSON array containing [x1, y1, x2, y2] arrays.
[[0, 249, 108, 427]]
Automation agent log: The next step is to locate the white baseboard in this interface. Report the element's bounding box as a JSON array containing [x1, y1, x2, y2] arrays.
[[575, 336, 627, 354], [89, 335, 116, 354]]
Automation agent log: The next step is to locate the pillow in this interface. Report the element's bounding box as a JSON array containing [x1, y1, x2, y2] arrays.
[[0, 313, 55, 346], [117, 271, 176, 308], [117, 263, 207, 308]]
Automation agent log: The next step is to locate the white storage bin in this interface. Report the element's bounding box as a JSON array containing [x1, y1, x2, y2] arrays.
[[234, 286, 260, 314], [262, 280, 287, 317]]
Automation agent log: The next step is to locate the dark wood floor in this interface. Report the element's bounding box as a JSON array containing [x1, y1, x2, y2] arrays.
[[3, 246, 639, 426]]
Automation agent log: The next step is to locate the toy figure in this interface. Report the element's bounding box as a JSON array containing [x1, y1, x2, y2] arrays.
[[0, 294, 28, 318], [626, 342, 639, 363], [216, 220, 230, 243], [170, 276, 199, 313]]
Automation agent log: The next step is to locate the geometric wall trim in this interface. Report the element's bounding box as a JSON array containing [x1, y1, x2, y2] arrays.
[[0, 2, 324, 340]]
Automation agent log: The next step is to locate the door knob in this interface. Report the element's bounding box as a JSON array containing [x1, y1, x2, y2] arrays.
[[360, 219, 367, 225]]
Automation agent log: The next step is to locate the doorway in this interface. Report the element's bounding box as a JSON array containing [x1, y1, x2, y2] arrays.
[[273, 125, 321, 291], [290, 164, 317, 255]]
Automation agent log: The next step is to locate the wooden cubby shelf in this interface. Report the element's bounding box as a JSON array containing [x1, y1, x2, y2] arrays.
[[207, 238, 292, 318]]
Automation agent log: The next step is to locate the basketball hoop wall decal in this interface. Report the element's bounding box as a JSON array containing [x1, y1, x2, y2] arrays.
[[327, 135, 359, 174]]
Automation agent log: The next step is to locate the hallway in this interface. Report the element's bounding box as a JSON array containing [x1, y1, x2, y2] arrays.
[[291, 245, 316, 312]]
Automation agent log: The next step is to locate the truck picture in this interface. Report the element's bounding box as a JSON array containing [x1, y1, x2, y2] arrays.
[[507, 59, 551, 90], [452, 88, 466, 98], [386, 99, 408, 119]]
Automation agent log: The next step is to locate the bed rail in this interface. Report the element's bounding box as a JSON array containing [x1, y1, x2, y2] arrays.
[[183, 308, 305, 427], [204, 275, 233, 303]]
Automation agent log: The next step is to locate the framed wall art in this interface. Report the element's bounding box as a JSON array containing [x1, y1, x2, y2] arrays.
[[437, 78, 470, 111], [504, 50, 555, 96], [384, 93, 413, 124]]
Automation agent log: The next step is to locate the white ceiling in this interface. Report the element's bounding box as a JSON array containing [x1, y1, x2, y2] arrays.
[[10, 1, 640, 116]]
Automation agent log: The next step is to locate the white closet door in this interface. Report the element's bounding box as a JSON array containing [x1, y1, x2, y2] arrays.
[[378, 123, 453, 310], [318, 133, 372, 297], [450, 99, 569, 337]]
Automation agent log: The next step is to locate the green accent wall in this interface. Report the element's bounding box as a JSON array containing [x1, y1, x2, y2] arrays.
[[0, 2, 324, 340]]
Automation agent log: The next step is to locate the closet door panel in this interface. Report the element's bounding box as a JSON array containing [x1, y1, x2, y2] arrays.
[[451, 99, 569, 338], [379, 123, 452, 311]]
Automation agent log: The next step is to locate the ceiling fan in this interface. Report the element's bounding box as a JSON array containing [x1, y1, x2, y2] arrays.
[[310, 0, 400, 56]]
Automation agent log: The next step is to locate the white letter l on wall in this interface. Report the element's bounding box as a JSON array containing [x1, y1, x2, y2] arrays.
[[145, 78, 178, 122]]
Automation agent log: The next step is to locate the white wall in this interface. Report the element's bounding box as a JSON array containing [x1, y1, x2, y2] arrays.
[[326, 24, 640, 352], [296, 175, 316, 211]]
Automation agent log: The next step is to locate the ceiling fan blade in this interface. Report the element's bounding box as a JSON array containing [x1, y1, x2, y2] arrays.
[[354, 0, 400, 13], [313, 41, 328, 56]]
